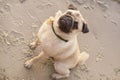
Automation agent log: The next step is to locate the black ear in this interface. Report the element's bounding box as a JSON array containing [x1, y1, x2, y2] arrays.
[[82, 22, 89, 33], [68, 4, 77, 10]]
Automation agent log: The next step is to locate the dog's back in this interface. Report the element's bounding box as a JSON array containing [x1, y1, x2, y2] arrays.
[[38, 18, 78, 60]]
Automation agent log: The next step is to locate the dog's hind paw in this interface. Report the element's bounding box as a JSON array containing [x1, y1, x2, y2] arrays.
[[52, 73, 69, 79], [24, 60, 33, 69]]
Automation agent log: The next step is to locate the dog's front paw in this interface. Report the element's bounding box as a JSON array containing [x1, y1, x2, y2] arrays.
[[52, 73, 69, 79], [24, 60, 33, 69], [29, 42, 37, 50], [79, 52, 89, 65]]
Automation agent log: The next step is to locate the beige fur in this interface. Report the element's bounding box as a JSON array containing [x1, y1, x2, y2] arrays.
[[24, 9, 89, 79]]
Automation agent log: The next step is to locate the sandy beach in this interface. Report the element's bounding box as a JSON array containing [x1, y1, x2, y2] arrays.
[[0, 0, 120, 80]]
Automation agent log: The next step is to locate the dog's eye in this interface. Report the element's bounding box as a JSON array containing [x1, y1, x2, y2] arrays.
[[66, 11, 72, 15], [73, 21, 78, 29]]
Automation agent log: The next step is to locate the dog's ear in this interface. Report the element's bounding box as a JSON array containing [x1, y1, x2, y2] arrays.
[[68, 4, 77, 10], [82, 22, 89, 33]]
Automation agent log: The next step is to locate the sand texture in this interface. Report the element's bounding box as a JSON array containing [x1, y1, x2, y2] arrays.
[[0, 0, 120, 80]]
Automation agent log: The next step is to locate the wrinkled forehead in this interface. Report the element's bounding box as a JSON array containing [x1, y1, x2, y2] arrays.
[[64, 10, 82, 21], [65, 10, 80, 16]]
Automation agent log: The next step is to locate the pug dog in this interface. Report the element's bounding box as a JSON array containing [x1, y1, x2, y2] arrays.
[[24, 4, 89, 79]]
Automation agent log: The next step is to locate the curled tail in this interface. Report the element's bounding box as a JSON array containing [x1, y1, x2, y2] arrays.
[[78, 52, 89, 65]]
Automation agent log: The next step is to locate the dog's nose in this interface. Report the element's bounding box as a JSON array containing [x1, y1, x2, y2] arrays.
[[58, 15, 73, 33], [59, 15, 73, 27]]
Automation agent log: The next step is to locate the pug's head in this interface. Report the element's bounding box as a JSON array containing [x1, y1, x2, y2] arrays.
[[54, 4, 89, 35]]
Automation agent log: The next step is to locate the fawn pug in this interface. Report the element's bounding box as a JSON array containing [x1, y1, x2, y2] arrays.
[[24, 4, 89, 79]]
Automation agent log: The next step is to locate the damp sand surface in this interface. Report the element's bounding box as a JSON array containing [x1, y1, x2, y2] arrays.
[[0, 0, 120, 80]]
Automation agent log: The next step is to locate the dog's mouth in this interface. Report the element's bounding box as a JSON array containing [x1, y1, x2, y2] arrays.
[[58, 14, 74, 33]]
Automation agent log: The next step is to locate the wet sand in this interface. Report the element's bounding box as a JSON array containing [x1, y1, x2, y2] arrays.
[[0, 0, 120, 80]]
